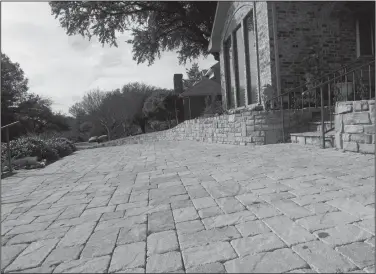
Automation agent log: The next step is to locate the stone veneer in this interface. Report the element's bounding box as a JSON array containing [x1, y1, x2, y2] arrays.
[[335, 100, 375, 154], [91, 110, 314, 148]]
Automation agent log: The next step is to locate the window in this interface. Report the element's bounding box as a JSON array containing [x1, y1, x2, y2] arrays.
[[223, 7, 260, 109], [356, 16, 375, 57], [224, 38, 235, 109], [244, 12, 258, 104], [234, 27, 246, 107]]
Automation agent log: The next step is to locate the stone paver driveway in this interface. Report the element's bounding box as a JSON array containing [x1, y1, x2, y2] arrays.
[[1, 141, 375, 273]]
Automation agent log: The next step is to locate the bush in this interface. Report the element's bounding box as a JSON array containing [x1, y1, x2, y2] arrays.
[[201, 96, 224, 117], [1, 135, 77, 167]]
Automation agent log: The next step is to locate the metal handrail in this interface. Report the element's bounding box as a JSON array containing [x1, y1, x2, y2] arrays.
[[1, 121, 19, 130], [271, 59, 374, 149], [269, 58, 375, 103], [1, 121, 20, 174], [268, 59, 375, 107]]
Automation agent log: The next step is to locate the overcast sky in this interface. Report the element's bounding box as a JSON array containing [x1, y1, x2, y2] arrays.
[[2, 2, 216, 114]]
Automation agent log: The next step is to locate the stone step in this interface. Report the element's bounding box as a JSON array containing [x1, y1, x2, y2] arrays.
[[290, 130, 335, 148]]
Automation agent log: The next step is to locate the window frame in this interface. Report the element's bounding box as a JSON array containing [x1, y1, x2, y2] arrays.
[[223, 37, 234, 109], [232, 24, 244, 108], [223, 7, 260, 110], [356, 17, 375, 58]]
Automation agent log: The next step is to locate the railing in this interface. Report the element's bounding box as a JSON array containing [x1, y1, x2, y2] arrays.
[[1, 121, 20, 174], [267, 58, 375, 148]]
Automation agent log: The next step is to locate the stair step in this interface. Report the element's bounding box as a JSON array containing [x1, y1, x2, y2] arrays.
[[290, 131, 335, 148]]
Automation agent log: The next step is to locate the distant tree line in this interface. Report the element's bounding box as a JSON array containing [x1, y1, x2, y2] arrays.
[[2, 53, 207, 144], [69, 83, 184, 142]]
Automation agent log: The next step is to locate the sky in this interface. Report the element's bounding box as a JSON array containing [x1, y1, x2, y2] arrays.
[[2, 2, 216, 115]]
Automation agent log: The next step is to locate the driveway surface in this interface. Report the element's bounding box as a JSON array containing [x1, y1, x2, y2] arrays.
[[1, 141, 375, 273]]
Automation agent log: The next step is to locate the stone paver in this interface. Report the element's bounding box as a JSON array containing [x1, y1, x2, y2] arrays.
[[146, 251, 183, 273], [147, 230, 179, 256], [109, 242, 146, 272], [173, 207, 199, 223], [296, 212, 360, 232], [1, 244, 28, 271], [182, 241, 237, 269], [179, 226, 241, 250], [58, 222, 96, 247], [192, 197, 217, 209], [81, 227, 119, 258], [43, 245, 83, 267], [5, 239, 59, 272], [117, 224, 147, 245], [314, 224, 372, 247], [1, 141, 374, 273], [53, 255, 111, 273], [148, 210, 175, 233], [336, 242, 375, 269], [197, 206, 223, 218], [176, 220, 205, 235], [231, 232, 287, 256], [224, 248, 308, 273], [235, 220, 271, 237], [202, 210, 256, 229], [262, 215, 317, 246], [292, 241, 357, 273], [187, 262, 226, 273]]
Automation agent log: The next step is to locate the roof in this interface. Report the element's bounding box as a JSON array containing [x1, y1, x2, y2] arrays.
[[180, 77, 221, 97], [204, 62, 220, 78]]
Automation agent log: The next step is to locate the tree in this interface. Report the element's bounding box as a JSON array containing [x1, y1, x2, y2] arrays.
[[1, 53, 29, 126], [121, 82, 167, 133], [143, 90, 183, 128], [16, 93, 70, 134], [183, 62, 206, 90], [49, 1, 219, 65]]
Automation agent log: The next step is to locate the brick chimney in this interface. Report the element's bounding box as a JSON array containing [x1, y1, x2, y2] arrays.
[[173, 74, 183, 94]]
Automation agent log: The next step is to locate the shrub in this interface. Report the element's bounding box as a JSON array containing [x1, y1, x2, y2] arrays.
[[1, 135, 77, 168], [201, 95, 224, 117], [1, 136, 59, 164]]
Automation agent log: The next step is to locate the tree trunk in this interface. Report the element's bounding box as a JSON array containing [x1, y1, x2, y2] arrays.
[[174, 99, 179, 125], [139, 119, 146, 133], [104, 125, 111, 140]]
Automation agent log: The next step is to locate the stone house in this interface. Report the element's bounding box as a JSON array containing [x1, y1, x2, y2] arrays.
[[208, 1, 375, 111]]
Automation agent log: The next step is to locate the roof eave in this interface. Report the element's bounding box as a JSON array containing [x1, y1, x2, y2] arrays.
[[208, 2, 231, 53]]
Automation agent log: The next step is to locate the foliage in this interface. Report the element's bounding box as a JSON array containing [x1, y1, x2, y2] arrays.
[[201, 95, 224, 116], [148, 120, 170, 131], [69, 82, 172, 139], [261, 84, 276, 111], [49, 1, 218, 65], [183, 63, 207, 90], [143, 91, 182, 128], [1, 135, 76, 169], [1, 53, 29, 124]]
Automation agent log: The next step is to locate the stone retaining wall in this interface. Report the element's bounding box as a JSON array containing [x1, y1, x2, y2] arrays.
[[93, 109, 314, 148], [335, 100, 375, 154]]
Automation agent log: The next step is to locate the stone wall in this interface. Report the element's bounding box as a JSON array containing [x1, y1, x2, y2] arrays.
[[92, 110, 314, 148], [335, 100, 375, 154]]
